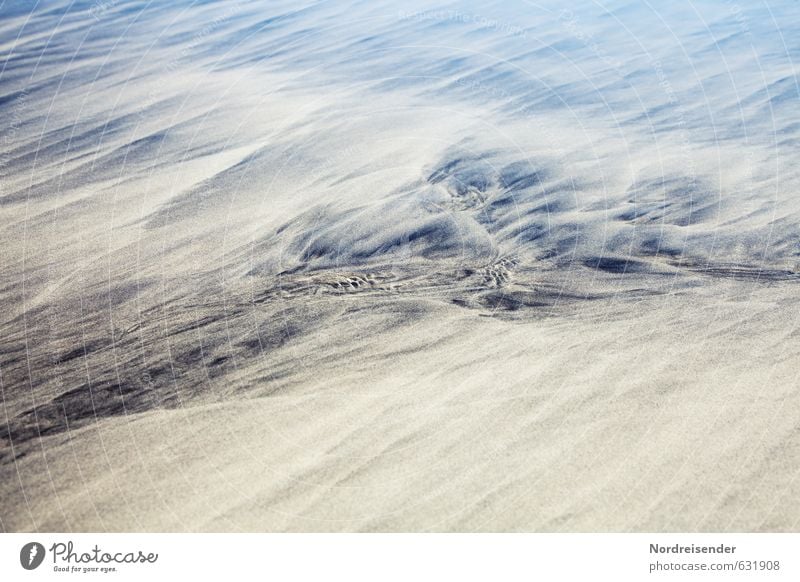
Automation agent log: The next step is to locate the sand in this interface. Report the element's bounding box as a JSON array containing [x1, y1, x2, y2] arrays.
[[1, 0, 799, 532]]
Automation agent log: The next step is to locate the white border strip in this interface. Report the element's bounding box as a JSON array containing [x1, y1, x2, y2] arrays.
[[1, 533, 797, 581]]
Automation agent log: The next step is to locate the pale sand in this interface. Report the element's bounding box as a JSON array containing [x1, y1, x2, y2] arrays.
[[1, 0, 799, 531], [5, 283, 800, 532]]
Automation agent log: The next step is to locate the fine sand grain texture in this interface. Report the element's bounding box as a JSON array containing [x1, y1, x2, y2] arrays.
[[1, 0, 799, 532]]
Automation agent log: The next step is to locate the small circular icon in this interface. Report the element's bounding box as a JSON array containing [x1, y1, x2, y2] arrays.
[[20, 542, 45, 570]]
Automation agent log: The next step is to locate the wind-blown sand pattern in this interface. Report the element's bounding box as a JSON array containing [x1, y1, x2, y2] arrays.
[[1, 0, 799, 531]]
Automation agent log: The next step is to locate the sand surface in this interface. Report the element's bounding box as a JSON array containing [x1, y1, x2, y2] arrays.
[[1, 0, 799, 531]]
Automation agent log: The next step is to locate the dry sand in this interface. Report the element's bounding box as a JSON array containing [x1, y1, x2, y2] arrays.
[[1, 0, 799, 531]]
